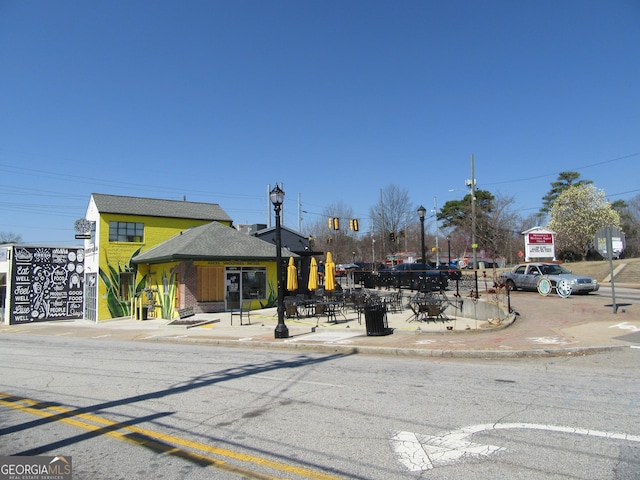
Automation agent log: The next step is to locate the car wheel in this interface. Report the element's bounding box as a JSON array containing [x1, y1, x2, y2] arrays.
[[505, 279, 516, 291]]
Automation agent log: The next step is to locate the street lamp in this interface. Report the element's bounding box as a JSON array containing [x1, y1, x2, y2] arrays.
[[447, 235, 452, 267], [270, 184, 289, 339], [417, 205, 427, 291]]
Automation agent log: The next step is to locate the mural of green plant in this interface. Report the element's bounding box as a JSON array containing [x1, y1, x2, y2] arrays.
[[99, 247, 147, 318], [156, 270, 177, 319], [259, 281, 277, 308]]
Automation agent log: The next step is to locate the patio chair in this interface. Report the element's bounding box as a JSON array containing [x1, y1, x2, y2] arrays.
[[230, 299, 251, 325], [285, 302, 300, 319]]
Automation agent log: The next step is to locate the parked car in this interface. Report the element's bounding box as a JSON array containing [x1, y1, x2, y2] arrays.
[[499, 263, 599, 294], [377, 263, 448, 291], [353, 262, 386, 285], [437, 263, 462, 281], [335, 263, 360, 277]]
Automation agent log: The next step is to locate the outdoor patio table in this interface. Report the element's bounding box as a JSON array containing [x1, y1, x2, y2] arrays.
[[315, 301, 343, 323], [406, 292, 448, 322]]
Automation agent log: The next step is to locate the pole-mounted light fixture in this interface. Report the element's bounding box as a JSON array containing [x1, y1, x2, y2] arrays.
[[417, 205, 427, 291], [270, 183, 289, 339]]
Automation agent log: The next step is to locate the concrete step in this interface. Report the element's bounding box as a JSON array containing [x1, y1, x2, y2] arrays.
[[613, 262, 640, 284]]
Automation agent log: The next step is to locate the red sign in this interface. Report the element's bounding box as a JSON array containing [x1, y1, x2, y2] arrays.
[[528, 233, 553, 244]]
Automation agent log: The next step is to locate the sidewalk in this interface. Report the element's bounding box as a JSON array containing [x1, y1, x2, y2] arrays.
[[1, 289, 638, 358]]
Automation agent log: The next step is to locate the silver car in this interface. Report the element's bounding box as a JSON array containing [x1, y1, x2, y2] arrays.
[[500, 263, 599, 294]]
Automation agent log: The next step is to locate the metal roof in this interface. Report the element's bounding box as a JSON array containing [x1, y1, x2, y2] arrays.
[[91, 193, 232, 222]]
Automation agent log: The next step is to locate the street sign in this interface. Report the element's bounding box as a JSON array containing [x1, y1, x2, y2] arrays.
[[594, 226, 625, 314], [74, 218, 93, 233], [594, 226, 625, 258], [75, 234, 91, 239]]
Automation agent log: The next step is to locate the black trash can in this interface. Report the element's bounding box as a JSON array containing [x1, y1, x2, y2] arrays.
[[141, 307, 148, 320], [364, 303, 392, 336]]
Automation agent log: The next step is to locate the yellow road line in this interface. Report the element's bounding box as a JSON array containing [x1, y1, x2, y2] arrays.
[[0, 393, 343, 480]]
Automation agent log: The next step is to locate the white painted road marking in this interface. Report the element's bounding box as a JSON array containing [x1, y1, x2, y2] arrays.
[[390, 423, 640, 472], [527, 336, 576, 345], [609, 322, 640, 333], [390, 429, 503, 471], [286, 332, 362, 343]]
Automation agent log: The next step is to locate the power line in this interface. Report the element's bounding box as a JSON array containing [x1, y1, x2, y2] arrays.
[[482, 152, 640, 187]]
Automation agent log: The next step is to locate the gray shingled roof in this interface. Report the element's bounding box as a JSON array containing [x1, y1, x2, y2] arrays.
[[131, 221, 296, 264], [92, 193, 232, 222]]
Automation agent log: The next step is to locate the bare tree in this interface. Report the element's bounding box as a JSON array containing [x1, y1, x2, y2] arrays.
[[0, 232, 22, 244], [479, 193, 519, 265], [306, 201, 359, 264], [368, 184, 414, 260]]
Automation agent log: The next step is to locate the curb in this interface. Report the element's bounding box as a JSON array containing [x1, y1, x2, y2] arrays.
[[143, 334, 627, 358]]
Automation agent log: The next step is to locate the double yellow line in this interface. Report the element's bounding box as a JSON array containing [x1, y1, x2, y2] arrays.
[[0, 392, 342, 480]]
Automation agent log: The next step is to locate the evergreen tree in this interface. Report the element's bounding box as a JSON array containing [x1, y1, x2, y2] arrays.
[[540, 171, 592, 218]]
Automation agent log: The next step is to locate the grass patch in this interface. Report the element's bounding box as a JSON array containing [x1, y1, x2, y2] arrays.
[[563, 257, 640, 281]]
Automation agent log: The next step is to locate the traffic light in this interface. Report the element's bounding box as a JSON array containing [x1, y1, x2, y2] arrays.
[[389, 231, 396, 242], [349, 219, 359, 231], [327, 217, 339, 230]]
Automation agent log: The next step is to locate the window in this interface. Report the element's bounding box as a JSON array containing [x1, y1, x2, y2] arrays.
[[109, 222, 144, 242], [241, 267, 267, 299]]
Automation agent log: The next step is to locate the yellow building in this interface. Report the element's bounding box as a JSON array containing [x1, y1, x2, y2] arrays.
[[82, 193, 294, 321]]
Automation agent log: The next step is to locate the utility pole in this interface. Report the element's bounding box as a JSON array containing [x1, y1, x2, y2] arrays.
[[404, 213, 408, 252], [470, 154, 477, 269], [434, 196, 440, 266], [267, 184, 272, 228], [380, 189, 386, 263], [298, 192, 302, 232]]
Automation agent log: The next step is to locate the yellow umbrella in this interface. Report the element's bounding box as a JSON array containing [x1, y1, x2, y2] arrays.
[[308, 257, 319, 291], [287, 257, 298, 291], [324, 252, 336, 291]]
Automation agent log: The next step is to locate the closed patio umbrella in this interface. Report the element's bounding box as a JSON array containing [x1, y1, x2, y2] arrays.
[[325, 252, 336, 292], [287, 257, 298, 291], [308, 257, 319, 291]]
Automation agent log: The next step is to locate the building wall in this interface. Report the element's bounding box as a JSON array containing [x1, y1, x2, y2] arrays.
[[93, 213, 224, 321], [139, 259, 278, 318], [0, 246, 9, 324]]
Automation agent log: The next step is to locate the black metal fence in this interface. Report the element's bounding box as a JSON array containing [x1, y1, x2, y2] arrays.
[[353, 268, 510, 304]]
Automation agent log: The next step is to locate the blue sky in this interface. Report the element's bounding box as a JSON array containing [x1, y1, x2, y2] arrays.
[[1, 0, 639, 245]]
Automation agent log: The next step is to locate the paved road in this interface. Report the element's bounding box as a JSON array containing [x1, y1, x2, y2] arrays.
[[1, 335, 639, 479]]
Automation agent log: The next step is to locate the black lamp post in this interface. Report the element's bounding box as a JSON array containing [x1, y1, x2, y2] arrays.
[[417, 205, 427, 291], [270, 184, 289, 339], [447, 235, 451, 267]]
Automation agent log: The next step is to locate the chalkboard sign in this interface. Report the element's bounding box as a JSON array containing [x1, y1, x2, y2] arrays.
[[10, 247, 85, 324]]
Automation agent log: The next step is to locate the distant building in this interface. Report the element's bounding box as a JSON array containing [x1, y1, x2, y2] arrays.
[[235, 224, 267, 235]]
